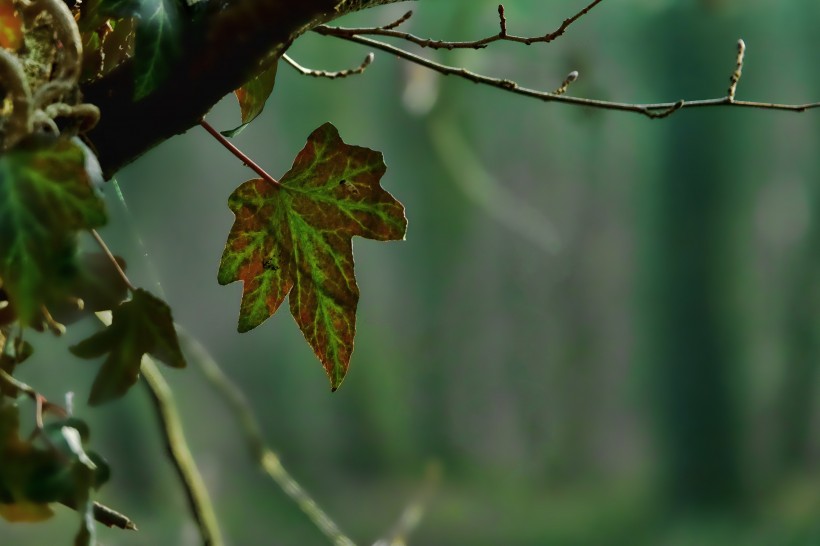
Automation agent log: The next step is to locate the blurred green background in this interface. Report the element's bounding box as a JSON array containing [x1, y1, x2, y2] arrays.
[[4, 0, 820, 544]]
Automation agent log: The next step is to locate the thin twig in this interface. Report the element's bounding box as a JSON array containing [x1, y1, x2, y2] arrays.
[[316, 0, 605, 50], [89, 309, 225, 545], [92, 186, 222, 544], [0, 368, 67, 422], [90, 229, 136, 292], [316, 33, 820, 119], [140, 358, 225, 546], [282, 52, 375, 80], [178, 328, 357, 546], [199, 119, 282, 187], [372, 463, 440, 546], [54, 500, 139, 531], [91, 501, 138, 531], [380, 10, 413, 31], [728, 38, 745, 101]]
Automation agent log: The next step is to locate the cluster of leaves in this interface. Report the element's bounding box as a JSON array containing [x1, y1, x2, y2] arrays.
[[72, 0, 408, 387], [0, 0, 189, 535], [1, 0, 406, 539]]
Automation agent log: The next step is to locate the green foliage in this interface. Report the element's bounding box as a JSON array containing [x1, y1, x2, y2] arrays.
[[70, 289, 186, 405], [0, 2, 409, 536], [218, 123, 407, 389], [91, 0, 184, 98], [0, 400, 108, 529], [0, 136, 107, 326]]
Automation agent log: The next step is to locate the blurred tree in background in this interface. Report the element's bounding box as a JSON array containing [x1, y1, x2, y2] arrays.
[[3, 0, 820, 545]]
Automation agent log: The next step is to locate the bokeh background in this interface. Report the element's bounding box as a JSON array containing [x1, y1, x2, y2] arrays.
[[4, 0, 820, 544]]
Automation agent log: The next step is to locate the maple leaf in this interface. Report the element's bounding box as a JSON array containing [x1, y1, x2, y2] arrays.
[[0, 137, 107, 325], [218, 122, 407, 390], [69, 289, 186, 405], [222, 61, 278, 138]]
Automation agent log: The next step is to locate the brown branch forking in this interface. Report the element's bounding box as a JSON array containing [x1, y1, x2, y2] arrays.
[[78, 0, 818, 178], [316, 1, 606, 49], [314, 30, 820, 119], [82, 0, 407, 178]]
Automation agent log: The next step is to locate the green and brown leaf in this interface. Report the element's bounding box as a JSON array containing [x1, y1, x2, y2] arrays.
[[218, 123, 406, 390], [70, 289, 185, 405], [222, 61, 279, 138]]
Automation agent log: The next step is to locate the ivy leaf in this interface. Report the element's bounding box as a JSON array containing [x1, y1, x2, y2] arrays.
[[218, 123, 407, 390], [0, 136, 107, 326], [94, 0, 183, 98], [0, 403, 108, 524], [0, 0, 23, 51], [80, 18, 136, 83], [70, 289, 185, 405], [221, 62, 279, 138]]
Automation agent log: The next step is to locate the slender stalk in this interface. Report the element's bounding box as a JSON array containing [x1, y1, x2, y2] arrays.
[[90, 229, 136, 292], [199, 119, 282, 187], [87, 241, 223, 545], [314, 32, 820, 118], [140, 358, 226, 546], [179, 329, 357, 546], [372, 463, 440, 546], [283, 52, 375, 80], [319, 0, 605, 49]]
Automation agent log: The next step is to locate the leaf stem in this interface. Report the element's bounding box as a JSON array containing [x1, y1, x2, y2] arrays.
[[90, 229, 136, 292], [199, 119, 282, 188]]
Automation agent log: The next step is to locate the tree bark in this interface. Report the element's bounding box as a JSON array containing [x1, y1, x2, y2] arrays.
[[81, 0, 411, 178]]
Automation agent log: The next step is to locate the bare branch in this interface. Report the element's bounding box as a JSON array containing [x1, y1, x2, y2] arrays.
[[282, 52, 375, 80], [316, 1, 605, 50], [140, 358, 225, 546], [371, 463, 440, 546], [316, 32, 820, 119], [379, 10, 413, 31]]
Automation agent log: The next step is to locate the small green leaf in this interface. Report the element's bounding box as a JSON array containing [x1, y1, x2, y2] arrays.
[[0, 136, 107, 325], [0, 405, 107, 525], [132, 0, 182, 99], [94, 0, 183, 98], [218, 123, 406, 390], [222, 62, 279, 138], [70, 289, 186, 405]]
